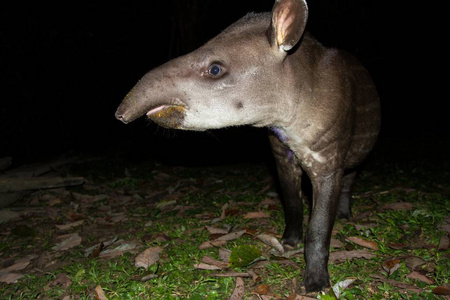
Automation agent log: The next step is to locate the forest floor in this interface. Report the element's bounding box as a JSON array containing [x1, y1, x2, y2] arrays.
[[0, 135, 449, 299]]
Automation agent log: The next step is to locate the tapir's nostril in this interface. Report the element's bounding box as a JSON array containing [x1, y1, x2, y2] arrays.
[[115, 111, 128, 123]]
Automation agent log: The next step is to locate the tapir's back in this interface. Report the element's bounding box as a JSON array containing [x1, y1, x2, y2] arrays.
[[341, 51, 381, 169]]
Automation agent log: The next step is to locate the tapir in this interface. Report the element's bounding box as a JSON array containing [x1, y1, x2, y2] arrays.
[[115, 0, 380, 293]]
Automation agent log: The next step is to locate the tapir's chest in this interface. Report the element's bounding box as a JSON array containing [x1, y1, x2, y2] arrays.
[[271, 126, 348, 177]]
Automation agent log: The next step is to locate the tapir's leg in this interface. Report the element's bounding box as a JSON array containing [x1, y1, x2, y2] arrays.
[[303, 170, 343, 292], [336, 171, 356, 219], [268, 134, 303, 249]]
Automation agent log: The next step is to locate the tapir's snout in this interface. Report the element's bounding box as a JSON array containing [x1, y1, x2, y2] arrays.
[[115, 106, 131, 124]]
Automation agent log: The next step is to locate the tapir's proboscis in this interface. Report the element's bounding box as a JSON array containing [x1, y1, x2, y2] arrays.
[[115, 0, 380, 293]]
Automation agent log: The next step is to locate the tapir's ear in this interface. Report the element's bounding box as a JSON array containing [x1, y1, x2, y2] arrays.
[[268, 0, 308, 52]]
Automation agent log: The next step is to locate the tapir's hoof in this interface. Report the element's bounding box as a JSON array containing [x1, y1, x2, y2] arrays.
[[302, 272, 331, 293], [336, 211, 352, 220]]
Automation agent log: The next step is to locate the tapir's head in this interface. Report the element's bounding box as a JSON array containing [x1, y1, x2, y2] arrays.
[[115, 0, 308, 130]]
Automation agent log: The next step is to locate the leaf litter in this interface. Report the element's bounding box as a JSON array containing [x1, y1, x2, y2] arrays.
[[0, 155, 449, 299]]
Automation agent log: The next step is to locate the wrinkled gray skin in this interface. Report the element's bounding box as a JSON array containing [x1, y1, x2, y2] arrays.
[[115, 0, 380, 293]]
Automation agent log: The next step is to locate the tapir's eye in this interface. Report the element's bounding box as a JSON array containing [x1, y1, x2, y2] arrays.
[[208, 64, 222, 77]]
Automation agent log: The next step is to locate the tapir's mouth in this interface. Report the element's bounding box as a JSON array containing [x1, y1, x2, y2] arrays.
[[145, 98, 186, 129], [146, 98, 186, 117]]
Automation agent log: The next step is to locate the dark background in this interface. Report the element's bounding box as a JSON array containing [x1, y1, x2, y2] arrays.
[[0, 1, 443, 167]]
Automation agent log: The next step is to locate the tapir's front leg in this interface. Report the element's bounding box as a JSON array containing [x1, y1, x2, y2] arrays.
[[303, 170, 343, 292], [269, 134, 303, 249]]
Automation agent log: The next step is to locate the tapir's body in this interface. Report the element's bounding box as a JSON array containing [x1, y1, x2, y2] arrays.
[[116, 0, 380, 293]]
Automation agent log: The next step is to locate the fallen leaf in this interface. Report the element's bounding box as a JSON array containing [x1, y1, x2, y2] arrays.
[[193, 262, 221, 270], [0, 210, 21, 223], [99, 243, 136, 258], [243, 211, 270, 219], [1, 254, 37, 272], [84, 237, 118, 257], [346, 236, 379, 250], [229, 277, 245, 300], [438, 217, 450, 234], [134, 246, 163, 269], [438, 235, 449, 250], [406, 271, 434, 284], [52, 233, 82, 251], [332, 277, 356, 298], [432, 283, 450, 295], [201, 255, 229, 268], [48, 273, 71, 288], [256, 234, 284, 254], [219, 248, 232, 262], [0, 272, 23, 283], [95, 285, 108, 300], [387, 242, 408, 250], [382, 258, 401, 276], [109, 212, 128, 223], [198, 240, 227, 250], [205, 226, 229, 235], [330, 237, 343, 248], [404, 256, 426, 270], [208, 272, 251, 277], [216, 230, 246, 242], [68, 211, 84, 221], [255, 284, 270, 294], [329, 250, 376, 263], [55, 220, 84, 230], [382, 202, 413, 211]]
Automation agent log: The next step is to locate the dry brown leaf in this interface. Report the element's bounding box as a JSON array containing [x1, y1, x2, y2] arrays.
[[346, 236, 379, 250], [208, 271, 251, 277], [201, 255, 229, 268], [255, 284, 270, 294], [256, 233, 284, 253], [219, 248, 232, 262], [1, 254, 36, 272], [68, 211, 84, 221], [229, 277, 245, 300], [216, 230, 246, 241], [193, 262, 221, 270], [438, 217, 450, 234], [48, 273, 71, 288], [387, 242, 408, 250], [55, 220, 84, 230], [330, 237, 343, 248], [406, 271, 434, 284], [205, 226, 229, 235], [198, 240, 227, 250], [52, 233, 82, 251], [134, 246, 163, 269], [438, 235, 449, 250], [99, 243, 136, 258], [109, 212, 128, 223], [243, 211, 270, 219], [95, 285, 108, 300], [432, 283, 450, 295], [0, 272, 23, 284], [382, 202, 413, 211], [259, 198, 278, 207], [404, 256, 426, 270], [382, 258, 401, 276], [329, 250, 376, 263]]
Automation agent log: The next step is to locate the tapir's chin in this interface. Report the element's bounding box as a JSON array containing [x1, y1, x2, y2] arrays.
[[146, 100, 186, 129]]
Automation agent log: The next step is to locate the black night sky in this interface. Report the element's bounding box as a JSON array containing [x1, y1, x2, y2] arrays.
[[0, 1, 446, 166]]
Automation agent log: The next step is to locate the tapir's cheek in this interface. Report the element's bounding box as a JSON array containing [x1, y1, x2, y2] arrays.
[[147, 106, 186, 129]]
